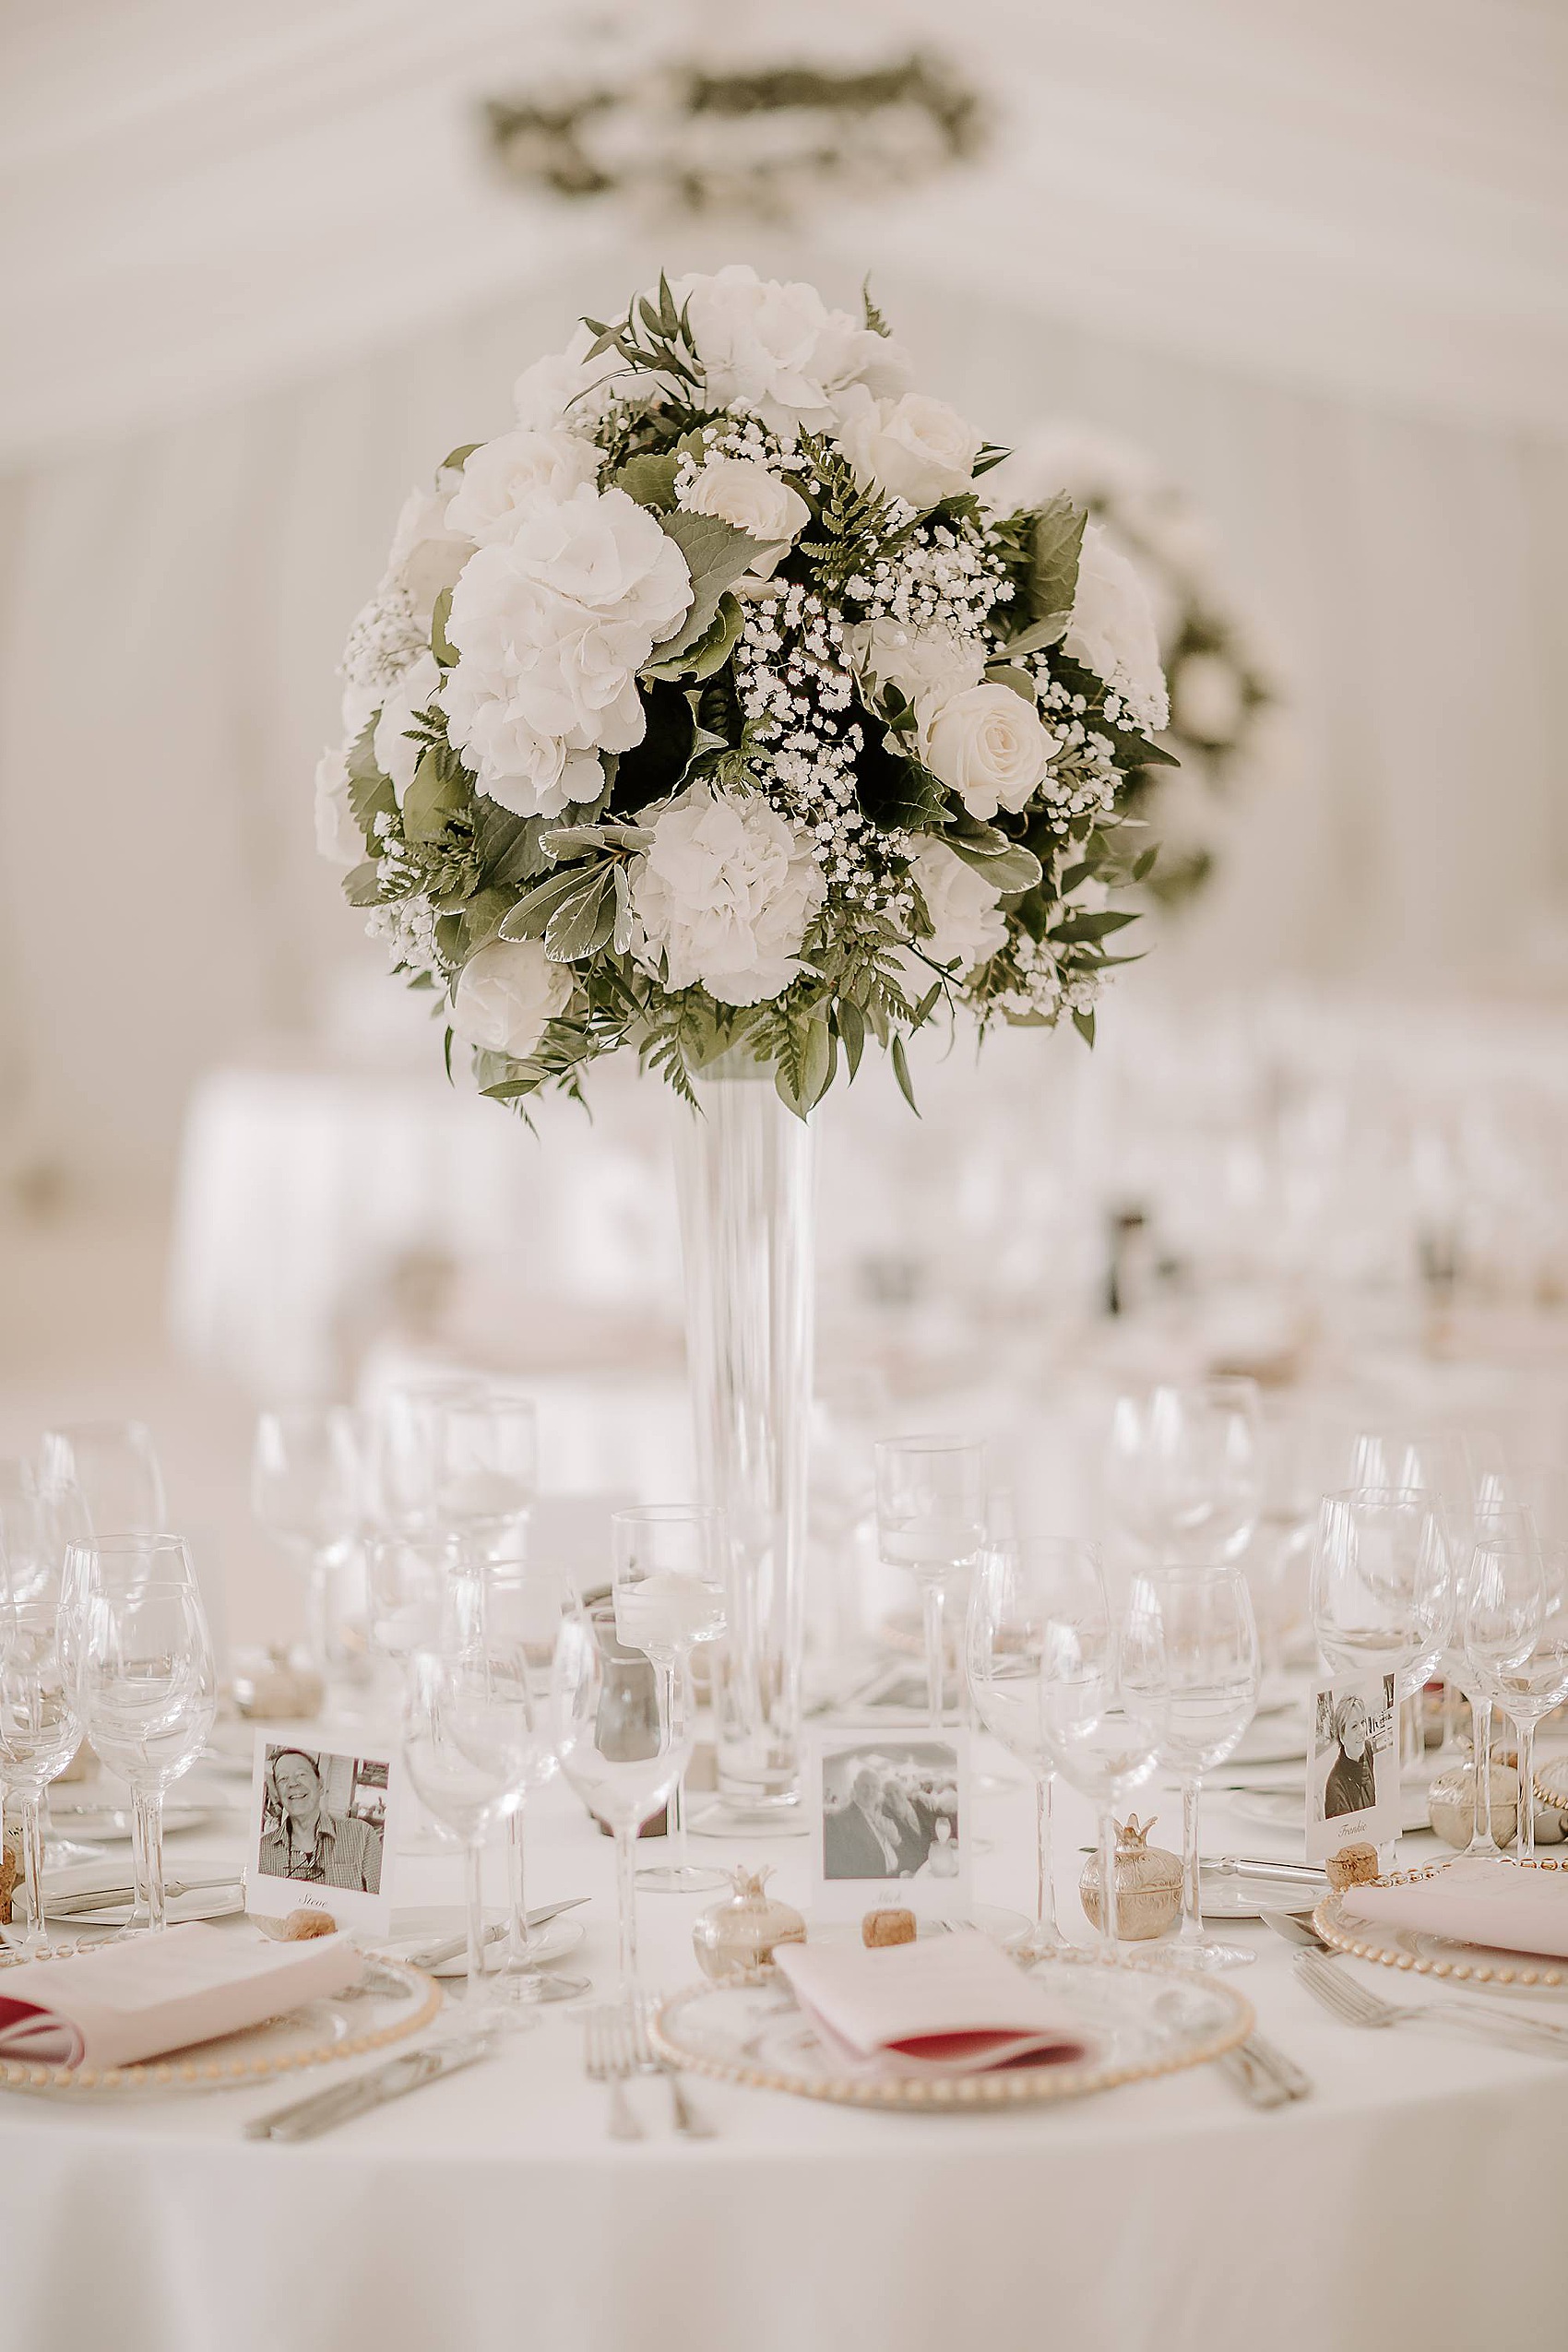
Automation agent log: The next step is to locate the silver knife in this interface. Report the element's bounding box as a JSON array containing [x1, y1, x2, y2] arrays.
[[46, 1875, 243, 1918], [403, 1895, 588, 1972], [1219, 2033, 1313, 2108], [244, 2030, 494, 2143]]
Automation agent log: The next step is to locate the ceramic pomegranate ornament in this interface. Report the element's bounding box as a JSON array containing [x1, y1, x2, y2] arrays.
[[1078, 1814, 1182, 1940], [693, 1866, 806, 1981]]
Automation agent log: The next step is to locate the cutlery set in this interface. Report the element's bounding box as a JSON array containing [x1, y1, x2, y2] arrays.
[[582, 2004, 713, 2140]]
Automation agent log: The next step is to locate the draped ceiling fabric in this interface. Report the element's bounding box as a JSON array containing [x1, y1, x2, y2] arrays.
[[2, 0, 1567, 1182]]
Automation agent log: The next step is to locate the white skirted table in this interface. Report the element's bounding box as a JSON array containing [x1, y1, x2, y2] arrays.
[[2, 1756, 1563, 2352]]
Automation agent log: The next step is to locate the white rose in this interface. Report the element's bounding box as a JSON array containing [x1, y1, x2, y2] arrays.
[[1064, 522, 1169, 733], [1170, 649, 1244, 746], [834, 386, 981, 510], [905, 839, 1007, 972], [444, 428, 602, 547], [443, 484, 692, 819], [513, 322, 622, 432], [451, 935, 575, 1062], [384, 487, 473, 621], [373, 649, 442, 799], [918, 683, 1057, 820], [847, 621, 985, 713], [629, 783, 826, 1007], [679, 457, 809, 580], [661, 265, 910, 433], [315, 745, 361, 868]]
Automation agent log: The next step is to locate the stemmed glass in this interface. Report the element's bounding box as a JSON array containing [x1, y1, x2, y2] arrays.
[[0, 1465, 101, 1869], [40, 1422, 167, 1536], [553, 1596, 691, 2012], [967, 1537, 1090, 1956], [431, 1387, 538, 1548], [0, 1600, 81, 1954], [1107, 1378, 1262, 1563], [874, 1437, 987, 1730], [612, 1504, 727, 1894], [74, 1561, 217, 1931], [1122, 1566, 1259, 1969], [1311, 1488, 1454, 1694], [251, 1408, 364, 1683], [1438, 1506, 1535, 1859], [1462, 1525, 1565, 1861], [403, 1620, 537, 2011]]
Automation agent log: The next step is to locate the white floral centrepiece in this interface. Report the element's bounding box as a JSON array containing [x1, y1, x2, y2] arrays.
[[317, 266, 1175, 1114]]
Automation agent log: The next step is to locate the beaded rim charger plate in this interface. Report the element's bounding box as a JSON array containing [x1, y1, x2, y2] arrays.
[[0, 1957, 440, 2098], [1313, 1859, 1568, 1987], [649, 1948, 1253, 2112]]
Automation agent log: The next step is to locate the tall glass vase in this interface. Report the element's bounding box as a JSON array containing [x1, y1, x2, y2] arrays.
[[675, 1050, 814, 1822]]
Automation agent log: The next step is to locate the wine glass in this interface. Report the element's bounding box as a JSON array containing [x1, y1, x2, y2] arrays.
[[612, 1504, 727, 1894], [1311, 1488, 1454, 1697], [874, 1437, 986, 1730], [431, 1386, 539, 1545], [370, 1378, 477, 1534], [403, 1622, 537, 2010], [0, 1599, 80, 1954], [1440, 1504, 1536, 1859], [968, 1536, 1097, 1956], [1122, 1565, 1259, 1969], [365, 1533, 462, 1689], [552, 1596, 691, 2011], [75, 1565, 216, 1931], [1107, 1378, 1262, 1564], [1462, 1525, 1565, 1860], [251, 1408, 363, 1681], [40, 1422, 166, 1534]]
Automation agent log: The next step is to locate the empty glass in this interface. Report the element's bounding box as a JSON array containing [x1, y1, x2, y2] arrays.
[[553, 1596, 690, 2009], [1442, 1505, 1538, 1859], [1123, 1566, 1259, 1969], [1311, 1488, 1454, 1694], [432, 1388, 539, 1544], [874, 1437, 987, 1730], [1107, 1378, 1262, 1564], [0, 1600, 80, 1954], [251, 1408, 364, 1681], [1462, 1526, 1566, 1861], [40, 1422, 166, 1537], [612, 1504, 727, 1894]]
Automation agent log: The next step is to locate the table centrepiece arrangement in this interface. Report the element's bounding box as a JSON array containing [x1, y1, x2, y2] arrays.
[[315, 262, 1174, 1829]]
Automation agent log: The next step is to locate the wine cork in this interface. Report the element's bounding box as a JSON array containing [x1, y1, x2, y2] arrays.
[[1325, 1843, 1380, 1891], [861, 1907, 916, 1949], [281, 1907, 338, 1940]]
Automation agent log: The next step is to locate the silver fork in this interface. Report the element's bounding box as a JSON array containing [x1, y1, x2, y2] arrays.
[[1294, 1953, 1568, 2061], [583, 2008, 643, 2140], [628, 2003, 715, 2139]]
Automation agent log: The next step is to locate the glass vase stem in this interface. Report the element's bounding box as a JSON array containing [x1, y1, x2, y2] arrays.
[[1179, 1778, 1204, 1944], [922, 1584, 946, 1732], [614, 1824, 639, 2000], [1098, 1806, 1120, 1951]]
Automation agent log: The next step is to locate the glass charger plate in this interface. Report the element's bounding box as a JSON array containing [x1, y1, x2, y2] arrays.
[[802, 1904, 1032, 1953], [1199, 1870, 1321, 1921], [0, 1957, 440, 2099], [650, 1950, 1252, 2113], [1313, 1860, 1568, 1987]]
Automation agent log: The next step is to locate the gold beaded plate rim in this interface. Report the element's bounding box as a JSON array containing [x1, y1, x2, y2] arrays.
[[0, 1961, 441, 2097], [649, 1947, 1254, 2112], [1313, 1858, 1568, 1986]]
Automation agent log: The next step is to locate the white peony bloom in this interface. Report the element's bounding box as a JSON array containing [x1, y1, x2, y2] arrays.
[[847, 620, 985, 712], [834, 385, 981, 511], [629, 782, 826, 1006], [1170, 649, 1245, 745], [384, 487, 473, 621], [679, 457, 809, 580], [906, 839, 1008, 972], [513, 322, 623, 433], [451, 935, 575, 1061], [373, 650, 442, 799], [1063, 523, 1170, 733], [918, 682, 1058, 821], [444, 428, 602, 547], [315, 745, 361, 868], [662, 264, 910, 433], [443, 484, 693, 819]]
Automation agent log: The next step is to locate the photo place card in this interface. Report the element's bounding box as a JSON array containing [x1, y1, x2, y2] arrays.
[[244, 1731, 404, 1937], [1304, 1669, 1400, 1864], [808, 1728, 971, 1923]]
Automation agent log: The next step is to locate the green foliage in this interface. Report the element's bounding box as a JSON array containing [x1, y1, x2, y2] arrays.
[[651, 513, 774, 667], [794, 433, 913, 587], [614, 452, 679, 510], [1026, 495, 1086, 631]]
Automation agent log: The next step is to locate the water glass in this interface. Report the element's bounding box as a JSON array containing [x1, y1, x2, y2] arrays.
[[1107, 1378, 1262, 1564], [612, 1504, 727, 1894], [874, 1436, 986, 1729], [252, 1408, 363, 1681], [432, 1387, 539, 1542], [41, 1421, 166, 1537], [0, 1600, 80, 1954], [1123, 1566, 1259, 1969]]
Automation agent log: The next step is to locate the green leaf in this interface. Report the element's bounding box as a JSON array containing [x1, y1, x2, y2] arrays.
[[402, 746, 469, 843], [800, 1017, 834, 1112], [342, 859, 385, 909], [861, 277, 891, 339], [1132, 845, 1160, 882], [346, 722, 397, 837], [836, 995, 866, 1080], [440, 443, 480, 473], [890, 1033, 920, 1117], [497, 861, 600, 941], [443, 1025, 456, 1083], [946, 836, 1043, 895], [1051, 909, 1140, 944], [1073, 1006, 1097, 1048], [1027, 494, 1086, 625], [986, 664, 1038, 703], [431, 586, 457, 667], [650, 512, 778, 666], [477, 806, 552, 889], [644, 590, 743, 684], [614, 453, 679, 512], [543, 868, 615, 961], [612, 678, 696, 804], [612, 862, 635, 955], [458, 886, 511, 954], [994, 616, 1069, 659], [855, 733, 948, 832]]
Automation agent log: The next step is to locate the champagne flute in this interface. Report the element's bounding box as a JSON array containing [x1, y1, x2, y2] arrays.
[[612, 1504, 727, 1894], [40, 1422, 166, 1535], [874, 1437, 986, 1731], [552, 1596, 690, 2012], [1463, 1526, 1564, 1860], [1123, 1565, 1259, 1969], [0, 1599, 80, 1954], [76, 1568, 216, 1931], [251, 1408, 363, 1682], [1107, 1378, 1262, 1564]]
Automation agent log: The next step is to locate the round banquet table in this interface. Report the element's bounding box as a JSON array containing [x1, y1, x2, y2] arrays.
[[4, 1752, 1564, 2352]]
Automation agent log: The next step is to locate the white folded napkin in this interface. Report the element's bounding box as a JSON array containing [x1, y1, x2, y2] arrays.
[[1340, 1857, 1568, 1958], [775, 1930, 1089, 2078], [0, 1922, 362, 2070]]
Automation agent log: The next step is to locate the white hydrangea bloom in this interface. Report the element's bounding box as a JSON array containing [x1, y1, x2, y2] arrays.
[[444, 428, 602, 547], [629, 782, 826, 1005], [660, 264, 910, 433], [372, 650, 442, 799], [1063, 523, 1169, 733]]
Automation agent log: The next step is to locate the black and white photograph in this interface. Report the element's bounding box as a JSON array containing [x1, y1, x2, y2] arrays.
[[245, 1736, 401, 1933], [1305, 1672, 1399, 1862], [809, 1734, 970, 1920]]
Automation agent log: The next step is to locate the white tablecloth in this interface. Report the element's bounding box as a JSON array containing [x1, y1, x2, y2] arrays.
[[3, 1752, 1564, 2352]]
